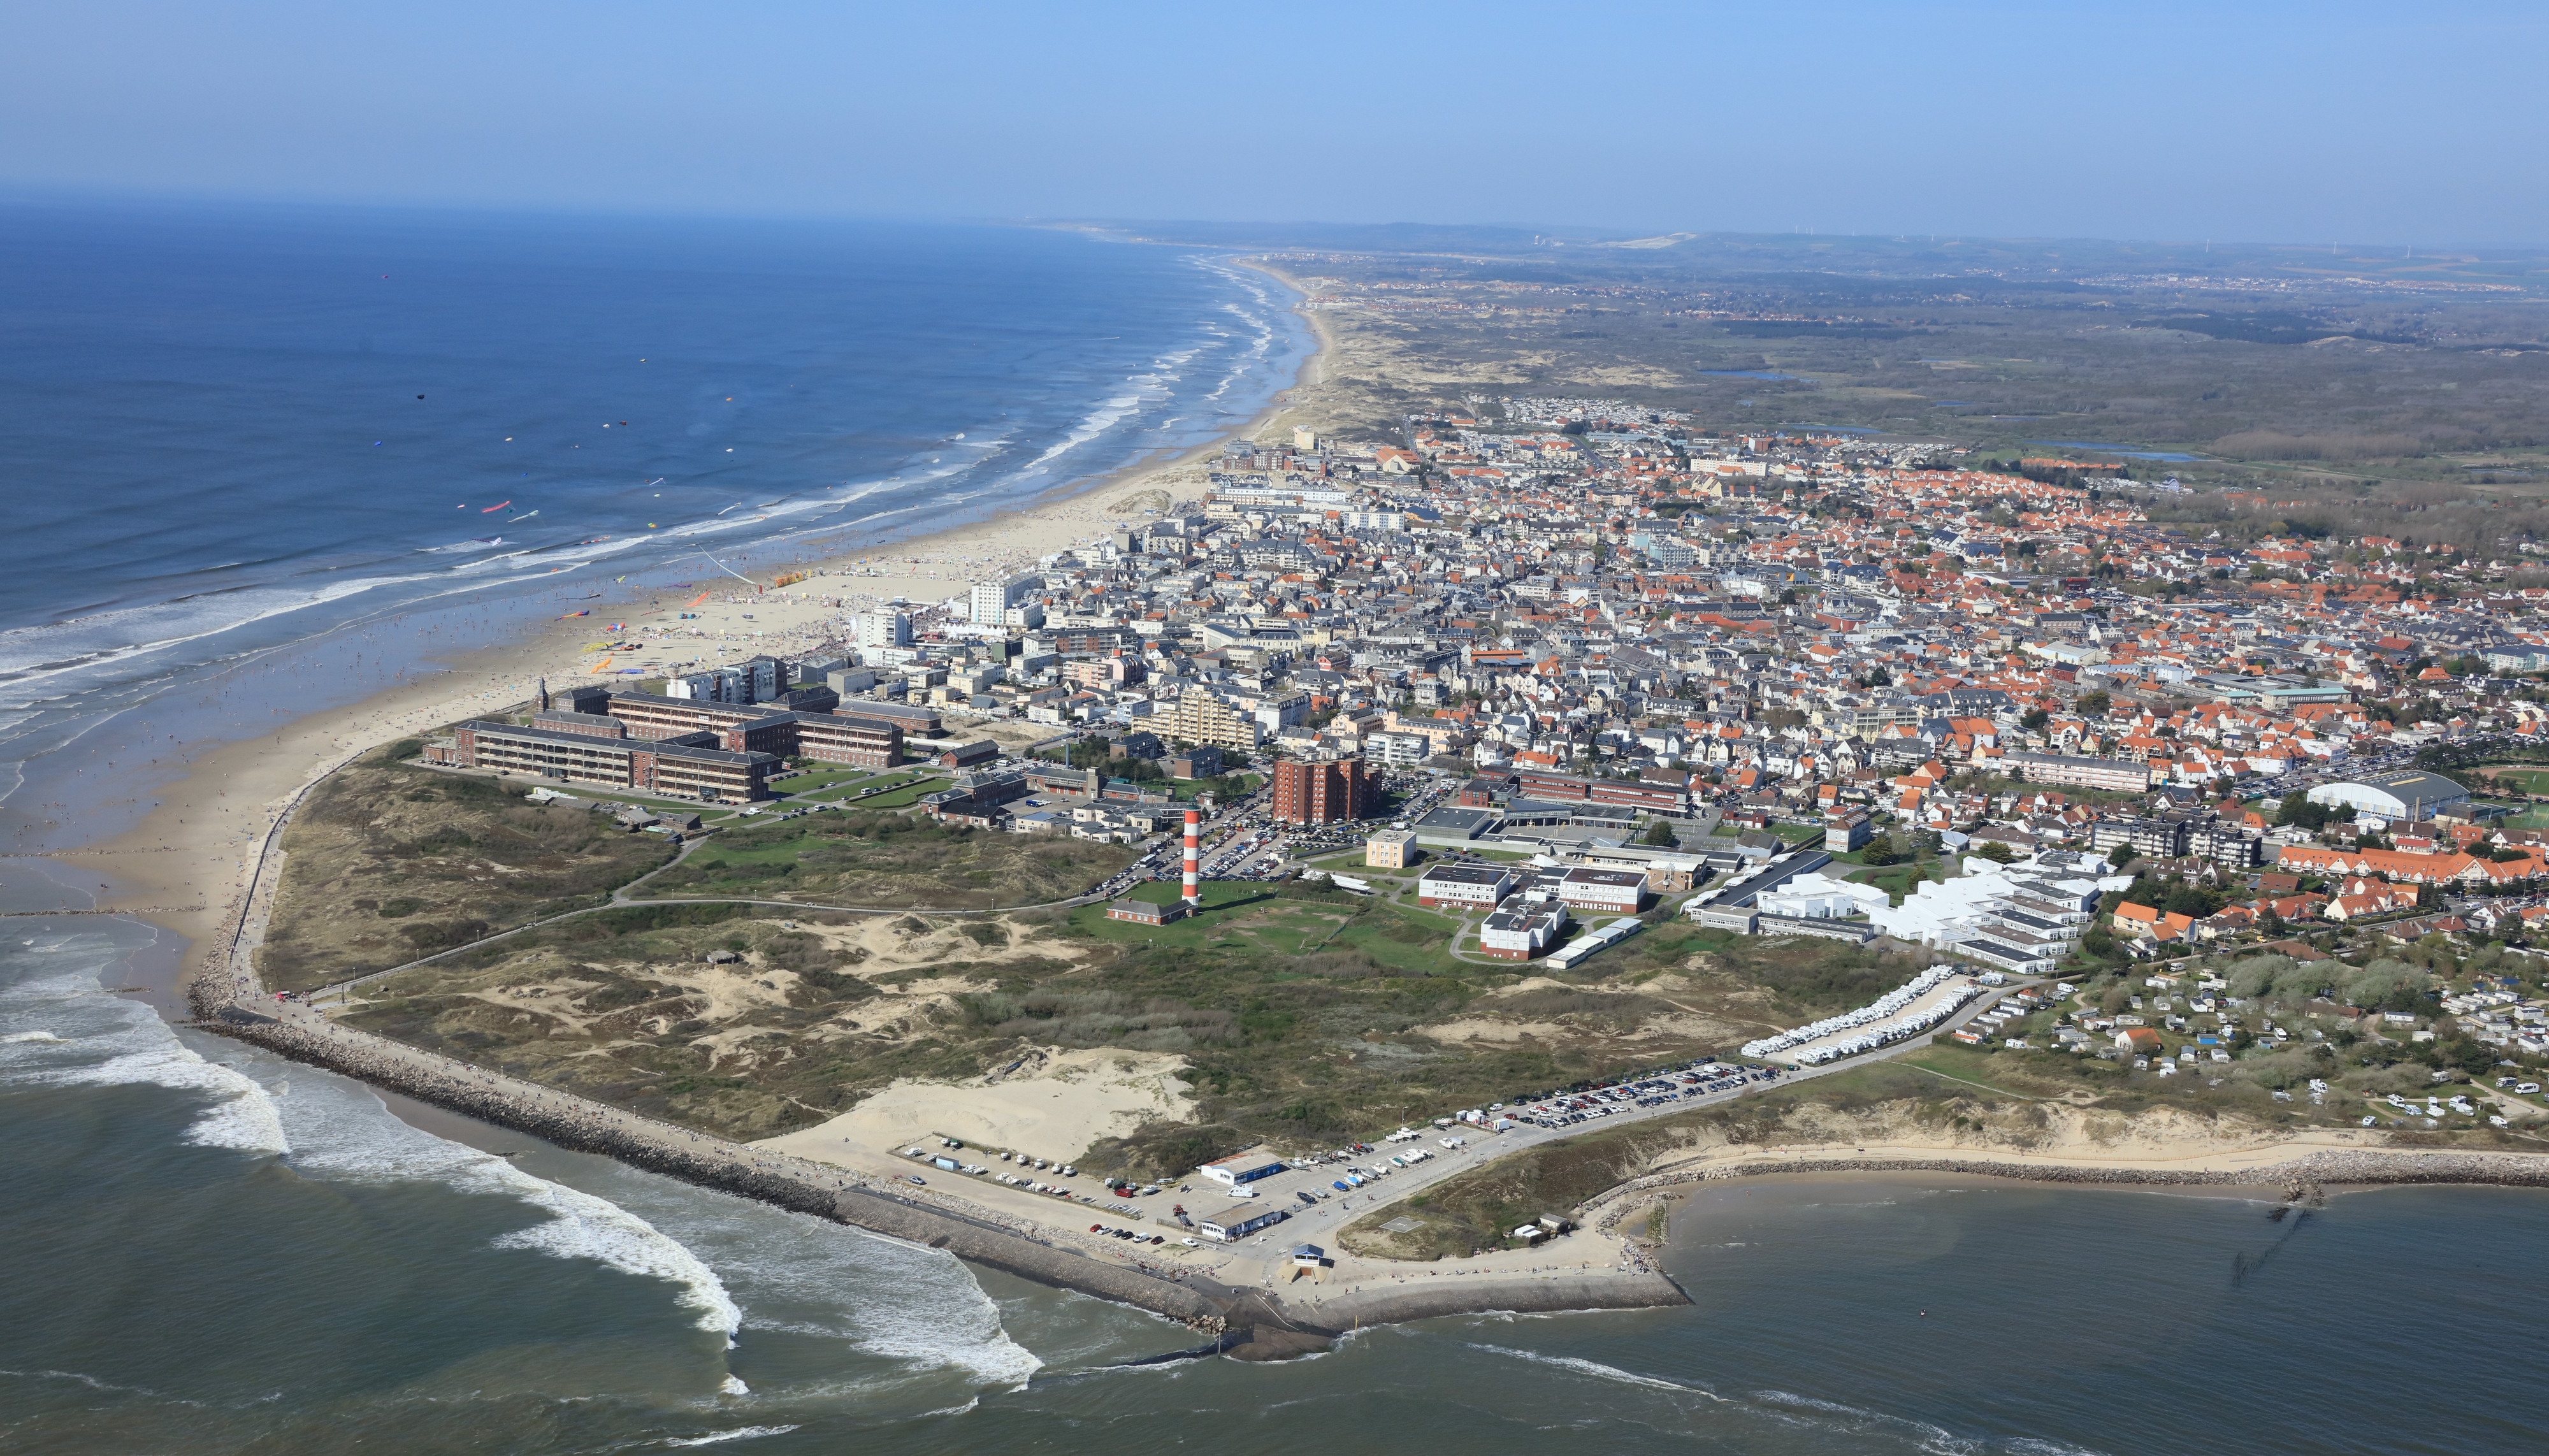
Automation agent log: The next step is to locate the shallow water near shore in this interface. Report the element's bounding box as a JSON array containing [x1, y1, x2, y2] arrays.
[[9, 921, 2548, 1455]]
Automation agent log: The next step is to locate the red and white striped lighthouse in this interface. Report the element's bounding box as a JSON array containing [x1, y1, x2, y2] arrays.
[[1182, 809, 1201, 906]]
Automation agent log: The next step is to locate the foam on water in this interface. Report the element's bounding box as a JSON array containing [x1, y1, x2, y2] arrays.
[[663, 1425, 798, 1447], [9, 932, 1044, 1395], [2, 944, 289, 1155], [584, 1160, 1043, 1387], [226, 1055, 744, 1340], [1463, 1341, 1719, 1396]]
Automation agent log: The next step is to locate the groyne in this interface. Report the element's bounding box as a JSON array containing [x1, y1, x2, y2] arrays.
[[199, 1002, 1693, 1356], [200, 1007, 1239, 1341]]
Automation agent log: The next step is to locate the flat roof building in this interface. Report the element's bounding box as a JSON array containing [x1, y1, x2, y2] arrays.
[[1365, 828, 1419, 869], [1198, 1148, 1287, 1187], [1417, 860, 1519, 909], [1556, 865, 1647, 914], [1479, 902, 1569, 960], [450, 720, 777, 803]]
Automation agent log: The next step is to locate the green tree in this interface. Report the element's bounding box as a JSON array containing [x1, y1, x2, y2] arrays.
[[2077, 690, 2111, 716], [2106, 842, 2139, 870], [1642, 817, 1679, 847]]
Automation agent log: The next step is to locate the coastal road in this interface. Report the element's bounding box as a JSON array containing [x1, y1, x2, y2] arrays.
[[1190, 974, 2038, 1291]]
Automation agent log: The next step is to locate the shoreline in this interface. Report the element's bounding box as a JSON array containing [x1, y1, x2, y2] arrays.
[[1572, 1143, 2549, 1235], [98, 260, 1327, 1004], [196, 1000, 1689, 1357]]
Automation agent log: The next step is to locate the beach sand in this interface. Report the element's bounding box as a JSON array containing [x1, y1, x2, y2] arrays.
[[760, 1048, 1197, 1167]]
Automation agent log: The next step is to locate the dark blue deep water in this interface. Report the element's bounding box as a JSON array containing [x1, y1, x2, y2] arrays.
[[0, 199, 1308, 710]]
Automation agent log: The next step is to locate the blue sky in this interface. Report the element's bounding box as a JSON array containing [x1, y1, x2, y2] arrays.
[[5, 1, 2543, 245]]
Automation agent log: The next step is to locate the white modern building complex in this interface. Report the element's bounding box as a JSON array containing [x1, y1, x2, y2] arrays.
[[1754, 872, 1891, 921], [1863, 849, 2121, 976]]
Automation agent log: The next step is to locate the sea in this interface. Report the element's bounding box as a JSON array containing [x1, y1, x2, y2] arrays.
[[4, 200, 2547, 1455]]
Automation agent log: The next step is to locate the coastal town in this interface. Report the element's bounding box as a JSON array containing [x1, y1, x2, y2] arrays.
[[480, 398, 2549, 984], [287, 387, 2549, 1297]]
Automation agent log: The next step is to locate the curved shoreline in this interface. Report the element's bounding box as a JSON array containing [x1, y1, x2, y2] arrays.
[[193, 1001, 1689, 1357], [1575, 1147, 2549, 1226]]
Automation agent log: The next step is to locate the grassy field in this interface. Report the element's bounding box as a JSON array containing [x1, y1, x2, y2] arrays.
[[259, 746, 677, 991], [1064, 879, 1471, 977], [2476, 767, 2549, 796], [765, 765, 879, 795], [828, 773, 941, 809], [1841, 858, 1948, 906], [280, 742, 1994, 1183], [635, 809, 1134, 909], [336, 904, 1027, 1139]]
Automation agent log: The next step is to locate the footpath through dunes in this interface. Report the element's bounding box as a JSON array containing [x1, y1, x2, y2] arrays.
[[627, 806, 1138, 909], [257, 744, 677, 993]]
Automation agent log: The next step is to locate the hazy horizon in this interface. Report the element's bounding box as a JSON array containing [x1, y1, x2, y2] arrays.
[[7, 1, 2546, 248]]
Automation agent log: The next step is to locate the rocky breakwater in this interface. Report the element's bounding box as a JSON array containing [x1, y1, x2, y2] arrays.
[[1310, 1268, 1689, 1331], [199, 1002, 1235, 1342]]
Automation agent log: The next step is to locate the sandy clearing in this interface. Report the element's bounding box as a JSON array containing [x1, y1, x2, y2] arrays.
[[1419, 1018, 1570, 1045], [757, 1046, 1195, 1164]]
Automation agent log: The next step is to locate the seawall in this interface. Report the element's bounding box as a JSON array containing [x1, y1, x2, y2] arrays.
[[201, 1009, 1234, 1338]]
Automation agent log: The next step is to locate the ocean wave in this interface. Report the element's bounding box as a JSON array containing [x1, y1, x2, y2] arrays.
[[255, 1078, 742, 1339], [663, 1425, 798, 1447], [0, 572, 422, 698], [1464, 1342, 1718, 1396], [1751, 1388, 1985, 1453], [0, 1366, 205, 1407], [484, 1168, 744, 1338], [1, 941, 287, 1155], [1017, 393, 1145, 475], [49, 1032, 291, 1154], [601, 1174, 1039, 1385]]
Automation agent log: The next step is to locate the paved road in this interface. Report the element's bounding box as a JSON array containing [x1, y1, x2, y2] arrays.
[[1190, 975, 2035, 1288]]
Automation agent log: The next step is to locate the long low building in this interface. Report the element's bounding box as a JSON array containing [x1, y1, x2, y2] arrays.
[[1416, 860, 1520, 909], [593, 689, 903, 768], [1994, 750, 2153, 793], [445, 719, 777, 802], [1556, 865, 1647, 914], [1514, 768, 1692, 816]]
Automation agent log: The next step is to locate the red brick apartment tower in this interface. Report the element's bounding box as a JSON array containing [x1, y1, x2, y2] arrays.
[[1270, 757, 1374, 825]]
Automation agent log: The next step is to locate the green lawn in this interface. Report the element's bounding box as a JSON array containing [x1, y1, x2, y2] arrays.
[[828, 772, 940, 809], [1062, 879, 1470, 974], [2481, 768, 2549, 796], [1845, 859, 1947, 906], [767, 765, 878, 795]]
